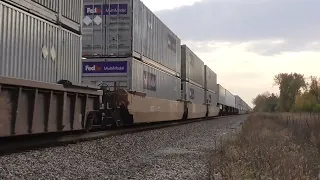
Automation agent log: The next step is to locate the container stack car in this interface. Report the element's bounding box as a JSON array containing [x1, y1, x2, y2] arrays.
[[81, 0, 185, 125]]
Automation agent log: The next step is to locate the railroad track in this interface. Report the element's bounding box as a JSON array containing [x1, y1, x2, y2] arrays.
[[0, 115, 234, 156]]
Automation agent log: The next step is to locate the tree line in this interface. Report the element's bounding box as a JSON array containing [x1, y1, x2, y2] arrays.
[[252, 73, 320, 112]]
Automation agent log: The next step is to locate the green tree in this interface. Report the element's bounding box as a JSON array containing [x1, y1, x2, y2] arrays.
[[309, 76, 320, 102], [274, 73, 307, 112], [252, 92, 279, 112], [295, 92, 318, 112]]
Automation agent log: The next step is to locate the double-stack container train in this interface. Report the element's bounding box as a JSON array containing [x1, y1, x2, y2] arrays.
[[0, 0, 251, 138]]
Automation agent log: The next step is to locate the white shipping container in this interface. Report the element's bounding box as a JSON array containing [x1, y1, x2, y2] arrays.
[[81, 57, 181, 101], [82, 0, 181, 75], [225, 90, 235, 108], [235, 95, 241, 110], [0, 2, 82, 84], [205, 90, 218, 106], [204, 65, 217, 92], [181, 45, 205, 87], [218, 84, 226, 105], [182, 82, 205, 105], [2, 0, 83, 33]]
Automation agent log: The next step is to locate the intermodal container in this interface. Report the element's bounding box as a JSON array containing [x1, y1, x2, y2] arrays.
[[204, 65, 217, 92], [235, 95, 241, 110], [81, 57, 181, 101], [2, 0, 82, 33], [205, 90, 218, 106], [181, 45, 205, 87], [82, 0, 181, 75], [181, 82, 205, 105], [225, 89, 235, 108], [0, 2, 82, 84], [217, 84, 226, 105]]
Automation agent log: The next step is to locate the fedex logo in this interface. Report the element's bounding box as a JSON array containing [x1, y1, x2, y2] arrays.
[[82, 61, 127, 74], [84, 4, 128, 15], [85, 65, 101, 71], [85, 5, 103, 15]]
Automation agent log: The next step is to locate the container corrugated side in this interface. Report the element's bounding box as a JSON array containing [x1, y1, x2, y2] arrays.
[[182, 82, 205, 105], [131, 58, 181, 101], [3, 0, 82, 33], [217, 84, 226, 105], [133, 0, 181, 75], [81, 57, 181, 101], [225, 90, 235, 108], [181, 45, 204, 87], [0, 2, 82, 84], [57, 28, 82, 83], [82, 0, 181, 75], [82, 0, 133, 57], [204, 65, 217, 92]]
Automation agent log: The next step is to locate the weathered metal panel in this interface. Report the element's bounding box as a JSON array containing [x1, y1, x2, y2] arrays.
[[59, 0, 83, 25], [0, 2, 82, 84], [217, 84, 226, 105], [82, 0, 181, 75], [235, 95, 241, 110], [127, 95, 185, 123], [0, 76, 102, 138], [182, 82, 205, 105], [204, 65, 217, 92], [133, 0, 181, 75], [225, 89, 235, 108], [81, 57, 181, 101], [2, 0, 82, 33], [131, 59, 181, 101], [206, 90, 218, 106], [57, 29, 83, 84], [181, 45, 205, 87]]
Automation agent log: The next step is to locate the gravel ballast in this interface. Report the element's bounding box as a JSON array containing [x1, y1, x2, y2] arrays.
[[0, 115, 248, 180]]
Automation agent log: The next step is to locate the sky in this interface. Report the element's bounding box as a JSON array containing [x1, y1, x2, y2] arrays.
[[141, 0, 320, 107]]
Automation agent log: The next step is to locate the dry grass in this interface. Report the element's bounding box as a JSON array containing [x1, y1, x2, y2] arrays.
[[209, 113, 320, 180]]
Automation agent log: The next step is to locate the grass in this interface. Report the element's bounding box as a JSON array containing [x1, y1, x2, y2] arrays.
[[208, 113, 320, 180]]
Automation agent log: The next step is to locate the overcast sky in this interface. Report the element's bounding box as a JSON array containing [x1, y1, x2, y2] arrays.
[[141, 0, 320, 107]]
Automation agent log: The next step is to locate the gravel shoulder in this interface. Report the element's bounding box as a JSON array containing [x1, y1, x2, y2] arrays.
[[0, 115, 248, 180]]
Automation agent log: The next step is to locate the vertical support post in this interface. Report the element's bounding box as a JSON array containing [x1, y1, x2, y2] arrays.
[[72, 93, 78, 130], [45, 90, 54, 132], [59, 92, 67, 131], [30, 89, 38, 134], [11, 87, 22, 135], [83, 94, 89, 129]]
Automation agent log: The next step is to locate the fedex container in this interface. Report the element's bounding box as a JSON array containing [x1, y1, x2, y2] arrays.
[[181, 82, 205, 105], [204, 65, 217, 92], [225, 90, 235, 108], [2, 0, 82, 33], [82, 57, 181, 101], [181, 45, 205, 88], [82, 0, 181, 75], [0, 2, 82, 84]]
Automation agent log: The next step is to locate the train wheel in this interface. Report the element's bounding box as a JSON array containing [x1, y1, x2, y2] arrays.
[[112, 109, 123, 128]]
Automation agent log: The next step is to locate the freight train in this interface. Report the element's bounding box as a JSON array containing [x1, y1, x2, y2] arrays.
[[0, 0, 251, 138]]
